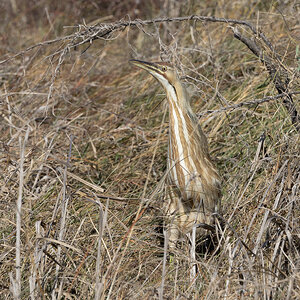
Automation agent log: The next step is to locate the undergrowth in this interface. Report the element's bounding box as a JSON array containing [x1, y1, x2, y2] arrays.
[[0, 0, 299, 299]]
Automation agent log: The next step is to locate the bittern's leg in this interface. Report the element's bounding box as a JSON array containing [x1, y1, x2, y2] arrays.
[[192, 204, 217, 254], [187, 201, 212, 239]]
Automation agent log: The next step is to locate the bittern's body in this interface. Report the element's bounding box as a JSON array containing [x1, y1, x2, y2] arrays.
[[130, 59, 221, 249]]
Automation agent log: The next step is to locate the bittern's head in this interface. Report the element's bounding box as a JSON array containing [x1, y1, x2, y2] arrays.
[[130, 59, 179, 89]]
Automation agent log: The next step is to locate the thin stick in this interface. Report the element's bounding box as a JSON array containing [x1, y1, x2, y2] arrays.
[[159, 228, 168, 300], [94, 199, 109, 300], [197, 92, 300, 117], [190, 226, 197, 280], [9, 127, 30, 299], [52, 134, 73, 299], [61, 169, 104, 193]]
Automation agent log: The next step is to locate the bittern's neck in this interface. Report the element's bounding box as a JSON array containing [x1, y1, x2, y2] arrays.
[[165, 79, 207, 148], [165, 80, 195, 120]]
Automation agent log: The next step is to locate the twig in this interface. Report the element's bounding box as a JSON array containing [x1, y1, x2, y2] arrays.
[[159, 228, 169, 300], [246, 160, 289, 256], [0, 15, 276, 65], [52, 134, 73, 299], [61, 169, 104, 193], [9, 127, 30, 300], [197, 91, 300, 117], [233, 28, 300, 131], [250, 132, 266, 172], [94, 199, 109, 300]]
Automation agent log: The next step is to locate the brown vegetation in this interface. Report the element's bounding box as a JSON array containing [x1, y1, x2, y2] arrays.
[[0, 0, 299, 299]]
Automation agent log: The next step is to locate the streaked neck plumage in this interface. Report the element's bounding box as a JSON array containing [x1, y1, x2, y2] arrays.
[[160, 75, 209, 156]]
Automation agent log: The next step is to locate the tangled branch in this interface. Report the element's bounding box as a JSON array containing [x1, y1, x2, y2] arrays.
[[1, 15, 298, 130], [233, 28, 300, 131], [0, 15, 275, 64]]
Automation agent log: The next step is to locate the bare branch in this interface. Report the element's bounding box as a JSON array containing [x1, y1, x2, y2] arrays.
[[0, 15, 276, 65], [233, 28, 300, 131], [198, 91, 300, 117], [9, 127, 30, 299]]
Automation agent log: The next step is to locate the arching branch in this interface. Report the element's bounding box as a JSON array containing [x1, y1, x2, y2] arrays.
[[0, 15, 278, 64], [1, 15, 298, 130], [233, 28, 300, 132]]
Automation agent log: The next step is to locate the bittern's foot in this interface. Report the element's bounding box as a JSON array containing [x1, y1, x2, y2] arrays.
[[195, 233, 218, 256], [153, 217, 165, 248]]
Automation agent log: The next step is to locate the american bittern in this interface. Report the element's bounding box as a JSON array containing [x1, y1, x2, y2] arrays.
[[130, 59, 221, 252]]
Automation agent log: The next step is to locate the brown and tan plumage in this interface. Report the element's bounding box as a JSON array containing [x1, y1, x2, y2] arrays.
[[130, 59, 221, 251]]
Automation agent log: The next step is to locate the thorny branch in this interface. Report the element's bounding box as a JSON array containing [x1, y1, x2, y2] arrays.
[[0, 15, 277, 64], [1, 15, 298, 128], [233, 28, 300, 131]]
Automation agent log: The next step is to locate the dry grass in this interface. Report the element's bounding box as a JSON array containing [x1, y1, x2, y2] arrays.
[[0, 0, 299, 299]]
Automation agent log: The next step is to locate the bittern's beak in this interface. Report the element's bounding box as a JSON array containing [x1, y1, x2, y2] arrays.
[[129, 59, 158, 74]]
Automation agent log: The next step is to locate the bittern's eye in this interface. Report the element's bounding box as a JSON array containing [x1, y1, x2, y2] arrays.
[[162, 66, 167, 72]]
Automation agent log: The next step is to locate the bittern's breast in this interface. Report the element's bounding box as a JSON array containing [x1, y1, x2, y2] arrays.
[[166, 90, 220, 209], [167, 140, 220, 210]]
